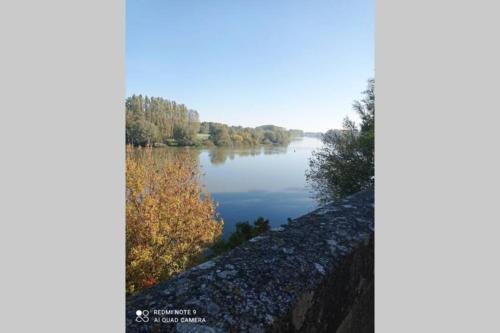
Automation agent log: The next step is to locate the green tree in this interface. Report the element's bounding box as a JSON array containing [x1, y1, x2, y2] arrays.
[[199, 122, 210, 134], [307, 78, 374, 203], [125, 95, 201, 146], [126, 119, 159, 146], [210, 124, 232, 146]]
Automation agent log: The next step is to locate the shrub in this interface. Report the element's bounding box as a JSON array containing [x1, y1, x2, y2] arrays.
[[126, 146, 223, 294], [209, 217, 270, 256]]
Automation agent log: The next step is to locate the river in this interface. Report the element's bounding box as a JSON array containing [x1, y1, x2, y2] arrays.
[[156, 136, 322, 239]]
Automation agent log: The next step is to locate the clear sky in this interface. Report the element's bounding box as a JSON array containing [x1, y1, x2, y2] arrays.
[[126, 0, 374, 132]]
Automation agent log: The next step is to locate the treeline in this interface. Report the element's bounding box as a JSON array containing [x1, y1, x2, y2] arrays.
[[126, 95, 200, 146], [199, 123, 295, 146], [126, 95, 302, 147]]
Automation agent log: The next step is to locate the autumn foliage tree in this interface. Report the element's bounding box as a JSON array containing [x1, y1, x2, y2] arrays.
[[126, 146, 223, 294]]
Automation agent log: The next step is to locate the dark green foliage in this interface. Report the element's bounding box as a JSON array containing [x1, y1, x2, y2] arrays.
[[126, 118, 160, 146], [307, 79, 375, 203], [209, 123, 232, 146], [201, 122, 292, 146], [199, 122, 210, 134], [210, 217, 270, 256], [173, 125, 197, 146]]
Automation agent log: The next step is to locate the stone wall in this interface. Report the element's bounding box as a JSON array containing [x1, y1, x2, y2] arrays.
[[126, 189, 374, 333]]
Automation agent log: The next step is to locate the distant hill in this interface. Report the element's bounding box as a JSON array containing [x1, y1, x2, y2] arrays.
[[256, 125, 287, 131], [288, 129, 304, 138], [303, 132, 324, 138]]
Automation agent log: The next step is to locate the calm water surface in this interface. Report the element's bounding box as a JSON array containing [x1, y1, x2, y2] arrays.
[[165, 137, 322, 239]]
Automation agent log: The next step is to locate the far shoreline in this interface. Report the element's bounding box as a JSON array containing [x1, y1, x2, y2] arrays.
[[130, 134, 322, 149]]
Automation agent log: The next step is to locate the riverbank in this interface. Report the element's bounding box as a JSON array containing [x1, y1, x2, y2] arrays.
[[137, 137, 298, 149]]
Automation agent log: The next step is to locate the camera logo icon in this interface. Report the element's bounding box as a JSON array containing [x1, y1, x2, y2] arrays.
[[135, 310, 149, 323]]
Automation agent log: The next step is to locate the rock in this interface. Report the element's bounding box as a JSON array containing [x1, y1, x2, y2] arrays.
[[314, 263, 326, 275], [126, 188, 374, 333], [195, 260, 215, 270], [217, 270, 237, 279]]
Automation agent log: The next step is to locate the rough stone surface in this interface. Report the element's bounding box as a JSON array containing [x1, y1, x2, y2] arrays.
[[126, 189, 374, 333]]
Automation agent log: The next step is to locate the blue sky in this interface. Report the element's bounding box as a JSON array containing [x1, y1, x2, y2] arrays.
[[126, 0, 373, 132]]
